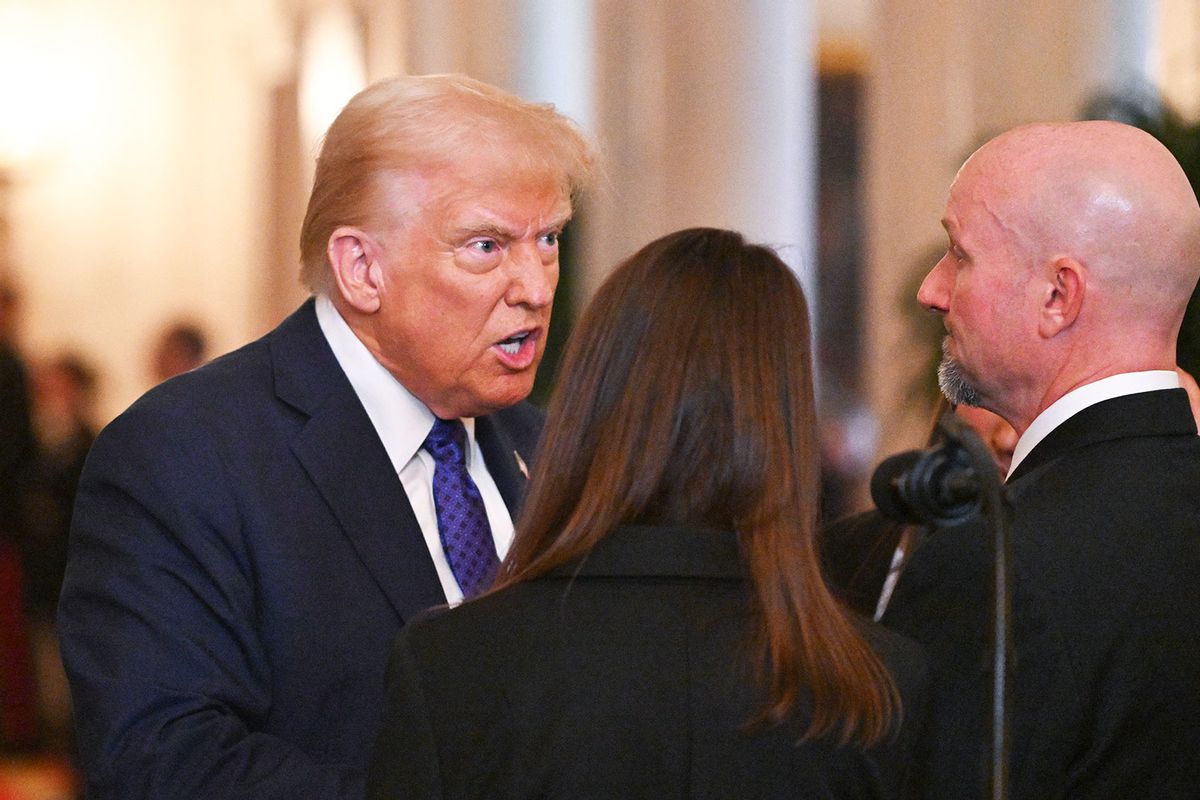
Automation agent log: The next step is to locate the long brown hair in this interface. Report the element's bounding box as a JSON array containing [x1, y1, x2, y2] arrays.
[[498, 227, 899, 745]]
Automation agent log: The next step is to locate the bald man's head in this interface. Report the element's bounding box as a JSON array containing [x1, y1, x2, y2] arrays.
[[918, 120, 1200, 431], [961, 122, 1200, 321]]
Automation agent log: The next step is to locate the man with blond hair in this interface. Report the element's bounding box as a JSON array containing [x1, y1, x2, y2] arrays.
[[886, 120, 1200, 798], [58, 74, 594, 800]]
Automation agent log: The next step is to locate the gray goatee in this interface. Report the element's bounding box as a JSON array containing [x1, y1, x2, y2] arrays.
[[937, 338, 984, 407]]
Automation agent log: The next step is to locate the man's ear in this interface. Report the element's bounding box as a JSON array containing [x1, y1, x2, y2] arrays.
[[328, 227, 382, 314], [1038, 256, 1085, 338]]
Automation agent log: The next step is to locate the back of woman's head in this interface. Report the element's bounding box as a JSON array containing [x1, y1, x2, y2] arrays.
[[503, 227, 899, 745], [514, 227, 815, 540]]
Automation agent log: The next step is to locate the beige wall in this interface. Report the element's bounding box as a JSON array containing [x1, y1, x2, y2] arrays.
[[2, 0, 291, 422]]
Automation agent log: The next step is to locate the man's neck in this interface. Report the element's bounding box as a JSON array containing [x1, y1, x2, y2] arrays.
[[1005, 370, 1180, 478], [1019, 352, 1177, 434]]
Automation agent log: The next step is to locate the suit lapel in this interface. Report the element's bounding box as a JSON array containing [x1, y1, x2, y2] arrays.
[[292, 396, 447, 619], [271, 301, 446, 620], [475, 414, 530, 517], [1007, 389, 1195, 484]]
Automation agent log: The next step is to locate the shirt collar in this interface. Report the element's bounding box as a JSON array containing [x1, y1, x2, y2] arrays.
[[314, 293, 475, 472], [1006, 370, 1179, 479]]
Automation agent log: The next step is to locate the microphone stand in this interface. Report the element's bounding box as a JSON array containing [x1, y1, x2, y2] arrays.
[[934, 414, 1013, 800]]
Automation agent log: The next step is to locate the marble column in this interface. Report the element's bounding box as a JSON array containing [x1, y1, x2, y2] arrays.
[[585, 0, 818, 299]]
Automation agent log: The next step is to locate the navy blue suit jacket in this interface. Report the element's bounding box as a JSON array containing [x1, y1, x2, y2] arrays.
[[58, 300, 542, 799]]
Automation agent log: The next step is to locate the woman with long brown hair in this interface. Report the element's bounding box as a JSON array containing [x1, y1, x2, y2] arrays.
[[368, 227, 927, 799]]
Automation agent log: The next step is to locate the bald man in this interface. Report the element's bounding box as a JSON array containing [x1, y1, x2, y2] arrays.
[[882, 121, 1200, 799]]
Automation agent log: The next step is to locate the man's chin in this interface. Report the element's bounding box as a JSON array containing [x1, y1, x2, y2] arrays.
[[937, 355, 984, 408], [461, 375, 539, 418]]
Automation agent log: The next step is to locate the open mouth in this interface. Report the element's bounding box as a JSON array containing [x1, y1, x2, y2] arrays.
[[497, 331, 531, 355]]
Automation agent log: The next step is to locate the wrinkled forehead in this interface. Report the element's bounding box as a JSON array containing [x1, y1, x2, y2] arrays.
[[944, 159, 1024, 241], [367, 159, 574, 241], [952, 136, 1037, 203], [946, 135, 1072, 252], [376, 148, 572, 204]]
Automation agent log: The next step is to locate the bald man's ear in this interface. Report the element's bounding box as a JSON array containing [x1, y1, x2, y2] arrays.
[[328, 227, 383, 314], [1038, 257, 1085, 338]]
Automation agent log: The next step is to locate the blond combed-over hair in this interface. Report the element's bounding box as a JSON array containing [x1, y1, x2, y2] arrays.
[[298, 73, 596, 293]]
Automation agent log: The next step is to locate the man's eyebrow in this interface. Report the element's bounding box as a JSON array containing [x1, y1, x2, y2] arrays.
[[450, 222, 513, 240], [453, 215, 572, 240], [941, 218, 965, 247]]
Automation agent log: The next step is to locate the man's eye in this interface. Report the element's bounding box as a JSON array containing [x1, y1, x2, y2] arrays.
[[540, 232, 560, 247], [471, 240, 499, 253]]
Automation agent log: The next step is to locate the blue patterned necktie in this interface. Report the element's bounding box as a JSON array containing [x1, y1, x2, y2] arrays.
[[423, 417, 499, 598]]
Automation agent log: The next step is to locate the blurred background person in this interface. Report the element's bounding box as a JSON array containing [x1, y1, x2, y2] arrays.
[[21, 353, 97, 754], [0, 280, 34, 546], [821, 398, 1017, 621], [148, 321, 209, 385], [369, 228, 927, 800], [1176, 365, 1200, 425], [0, 279, 39, 751], [950, 404, 1017, 475], [0, 280, 35, 525], [26, 354, 98, 595]]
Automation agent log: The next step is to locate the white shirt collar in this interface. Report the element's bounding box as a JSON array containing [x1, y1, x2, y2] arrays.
[[314, 293, 475, 473], [1006, 370, 1179, 479]]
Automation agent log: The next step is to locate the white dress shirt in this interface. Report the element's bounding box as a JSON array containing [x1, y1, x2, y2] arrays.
[[315, 294, 514, 605], [1006, 370, 1180, 479]]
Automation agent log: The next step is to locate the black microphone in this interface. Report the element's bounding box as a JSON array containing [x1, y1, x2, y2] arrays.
[[872, 412, 1013, 798], [870, 440, 982, 526]]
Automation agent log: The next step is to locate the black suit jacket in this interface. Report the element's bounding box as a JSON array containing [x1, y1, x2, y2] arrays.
[[368, 523, 929, 800], [820, 511, 911, 618], [883, 389, 1200, 799], [57, 300, 542, 800]]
